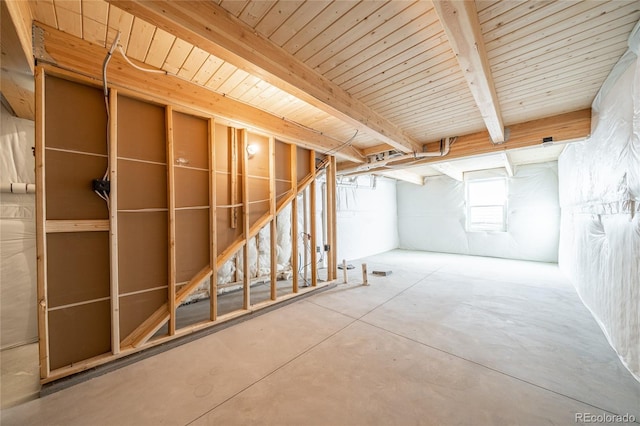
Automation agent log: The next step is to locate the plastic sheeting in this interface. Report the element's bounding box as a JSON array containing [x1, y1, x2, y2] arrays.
[[336, 176, 399, 261], [0, 104, 37, 349], [397, 162, 561, 262], [558, 21, 640, 381]]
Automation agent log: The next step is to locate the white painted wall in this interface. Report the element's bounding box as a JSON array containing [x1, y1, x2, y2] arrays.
[[558, 25, 640, 381], [336, 176, 399, 261], [397, 162, 560, 262], [0, 104, 37, 349]]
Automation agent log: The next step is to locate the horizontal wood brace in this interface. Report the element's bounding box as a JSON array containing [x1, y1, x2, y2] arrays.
[[46, 220, 109, 233]]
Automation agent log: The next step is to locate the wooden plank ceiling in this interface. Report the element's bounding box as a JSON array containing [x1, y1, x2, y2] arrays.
[[17, 0, 640, 173]]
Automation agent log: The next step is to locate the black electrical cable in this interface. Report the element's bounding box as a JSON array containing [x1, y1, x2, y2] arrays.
[[324, 130, 359, 157], [296, 231, 326, 287]]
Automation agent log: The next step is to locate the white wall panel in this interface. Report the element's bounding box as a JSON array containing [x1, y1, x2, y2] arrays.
[[397, 162, 560, 263], [558, 23, 640, 381], [0, 104, 37, 349], [336, 177, 399, 261]]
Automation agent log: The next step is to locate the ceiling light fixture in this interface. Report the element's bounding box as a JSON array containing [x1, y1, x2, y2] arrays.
[[246, 144, 259, 157]]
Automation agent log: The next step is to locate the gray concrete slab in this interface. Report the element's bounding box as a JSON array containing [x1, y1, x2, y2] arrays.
[[195, 321, 616, 426], [362, 269, 640, 419], [309, 267, 428, 319], [2, 250, 638, 426], [1, 301, 353, 426]]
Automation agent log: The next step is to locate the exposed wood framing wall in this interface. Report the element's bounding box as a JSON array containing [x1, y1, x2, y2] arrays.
[[35, 65, 338, 383]]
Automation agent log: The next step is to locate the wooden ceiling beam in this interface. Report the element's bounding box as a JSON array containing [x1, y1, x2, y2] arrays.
[[377, 170, 424, 186], [1, 0, 35, 120], [430, 163, 463, 181], [362, 143, 396, 157], [338, 108, 591, 173], [107, 0, 422, 154], [2, 0, 33, 74], [433, 1, 505, 144], [34, 23, 364, 163], [502, 152, 514, 177]]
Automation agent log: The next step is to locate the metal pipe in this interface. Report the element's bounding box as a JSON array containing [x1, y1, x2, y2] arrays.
[[338, 137, 453, 176]]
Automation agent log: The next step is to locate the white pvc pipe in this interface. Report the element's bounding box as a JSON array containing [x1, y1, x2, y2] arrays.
[[339, 137, 452, 175], [343, 259, 348, 284], [1, 183, 36, 194]]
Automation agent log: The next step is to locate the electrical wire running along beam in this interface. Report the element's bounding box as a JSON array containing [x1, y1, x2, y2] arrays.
[[107, 0, 423, 155]]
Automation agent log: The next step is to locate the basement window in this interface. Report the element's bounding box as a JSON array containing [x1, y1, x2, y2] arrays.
[[466, 177, 507, 232]]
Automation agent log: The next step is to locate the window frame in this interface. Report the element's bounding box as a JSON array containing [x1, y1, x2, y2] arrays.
[[465, 177, 508, 232]]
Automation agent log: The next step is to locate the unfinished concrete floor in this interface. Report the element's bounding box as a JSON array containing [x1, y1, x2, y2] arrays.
[[2, 250, 639, 425]]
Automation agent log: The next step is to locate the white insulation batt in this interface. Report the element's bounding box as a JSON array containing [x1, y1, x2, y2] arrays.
[[186, 201, 294, 302], [0, 104, 37, 349], [233, 218, 290, 280], [558, 22, 640, 381], [397, 162, 560, 262], [336, 176, 399, 261]]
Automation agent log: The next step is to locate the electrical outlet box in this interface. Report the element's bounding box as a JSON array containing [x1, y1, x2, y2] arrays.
[[92, 179, 110, 194]]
